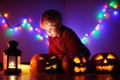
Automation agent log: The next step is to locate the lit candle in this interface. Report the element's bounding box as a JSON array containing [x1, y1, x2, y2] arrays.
[[9, 61, 15, 68]]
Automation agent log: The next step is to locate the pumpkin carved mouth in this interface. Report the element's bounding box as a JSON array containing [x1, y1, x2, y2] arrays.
[[74, 66, 86, 73], [45, 64, 57, 70], [96, 65, 114, 71]]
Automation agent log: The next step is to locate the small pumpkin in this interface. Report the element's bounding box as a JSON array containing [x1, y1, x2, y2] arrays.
[[30, 54, 62, 74], [90, 52, 119, 73], [62, 54, 88, 74]]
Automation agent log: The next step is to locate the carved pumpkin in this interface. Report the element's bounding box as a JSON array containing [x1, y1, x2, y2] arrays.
[[30, 54, 62, 74], [90, 53, 119, 73], [62, 54, 88, 74]]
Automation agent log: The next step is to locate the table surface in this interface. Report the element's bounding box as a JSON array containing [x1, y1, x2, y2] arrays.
[[0, 69, 120, 80]]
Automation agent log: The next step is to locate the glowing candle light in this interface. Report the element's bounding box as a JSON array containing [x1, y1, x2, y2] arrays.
[[9, 61, 15, 68], [20, 64, 30, 74]]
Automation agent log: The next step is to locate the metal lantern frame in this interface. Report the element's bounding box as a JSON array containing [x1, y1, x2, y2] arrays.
[[3, 52, 21, 75]]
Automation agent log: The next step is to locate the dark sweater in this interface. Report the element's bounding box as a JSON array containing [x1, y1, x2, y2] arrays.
[[48, 26, 90, 59]]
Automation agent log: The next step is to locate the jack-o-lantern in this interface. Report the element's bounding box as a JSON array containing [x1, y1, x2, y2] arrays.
[[62, 54, 88, 74], [90, 53, 119, 73], [30, 54, 62, 74]]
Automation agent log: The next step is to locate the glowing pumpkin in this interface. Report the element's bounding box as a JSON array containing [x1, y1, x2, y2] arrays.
[[90, 53, 119, 73], [30, 54, 62, 74], [62, 54, 88, 74]]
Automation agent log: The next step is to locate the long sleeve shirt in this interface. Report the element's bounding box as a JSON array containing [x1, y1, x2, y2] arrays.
[[48, 26, 90, 59]]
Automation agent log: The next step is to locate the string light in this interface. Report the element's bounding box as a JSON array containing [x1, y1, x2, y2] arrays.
[[81, 0, 119, 44], [4, 13, 8, 18], [0, 0, 119, 45], [113, 11, 118, 15]]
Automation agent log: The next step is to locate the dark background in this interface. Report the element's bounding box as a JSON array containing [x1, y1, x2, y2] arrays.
[[0, 0, 120, 62]]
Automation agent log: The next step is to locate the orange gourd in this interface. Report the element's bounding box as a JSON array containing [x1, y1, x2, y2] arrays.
[[62, 54, 88, 74], [30, 54, 62, 74], [90, 53, 119, 73]]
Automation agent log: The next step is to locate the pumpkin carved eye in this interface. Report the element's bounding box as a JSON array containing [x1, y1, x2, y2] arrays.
[[90, 53, 119, 73], [95, 54, 103, 60], [73, 57, 80, 63], [82, 57, 87, 63], [30, 54, 62, 74], [62, 54, 87, 74], [50, 56, 56, 59], [38, 56, 45, 60], [107, 54, 116, 59]]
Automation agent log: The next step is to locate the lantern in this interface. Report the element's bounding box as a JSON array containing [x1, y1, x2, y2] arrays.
[[89, 52, 119, 73], [62, 54, 88, 74], [30, 54, 62, 74], [3, 40, 22, 75]]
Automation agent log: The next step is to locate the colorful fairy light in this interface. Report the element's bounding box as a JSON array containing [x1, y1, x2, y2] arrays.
[[28, 18, 32, 23], [81, 37, 88, 44], [0, 0, 119, 45], [28, 27, 33, 31], [104, 4, 108, 9], [113, 11, 118, 15], [3, 23, 8, 28], [109, 0, 117, 8], [81, 0, 119, 44], [4, 13, 8, 18], [14, 27, 18, 31], [0, 14, 47, 42], [97, 12, 104, 20]]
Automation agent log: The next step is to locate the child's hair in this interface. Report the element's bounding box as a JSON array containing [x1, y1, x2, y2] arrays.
[[40, 9, 62, 27]]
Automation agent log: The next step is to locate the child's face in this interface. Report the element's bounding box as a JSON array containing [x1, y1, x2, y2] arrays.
[[41, 20, 61, 37]]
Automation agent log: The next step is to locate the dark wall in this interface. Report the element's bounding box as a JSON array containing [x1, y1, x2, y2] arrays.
[[0, 0, 120, 62], [0, 0, 64, 62], [63, 0, 120, 59]]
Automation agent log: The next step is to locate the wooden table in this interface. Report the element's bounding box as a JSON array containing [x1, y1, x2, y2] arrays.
[[0, 64, 120, 80], [0, 69, 120, 80]]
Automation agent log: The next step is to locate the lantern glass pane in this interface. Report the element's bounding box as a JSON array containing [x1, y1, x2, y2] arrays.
[[8, 56, 16, 69], [3, 53, 7, 69], [18, 56, 21, 69]]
